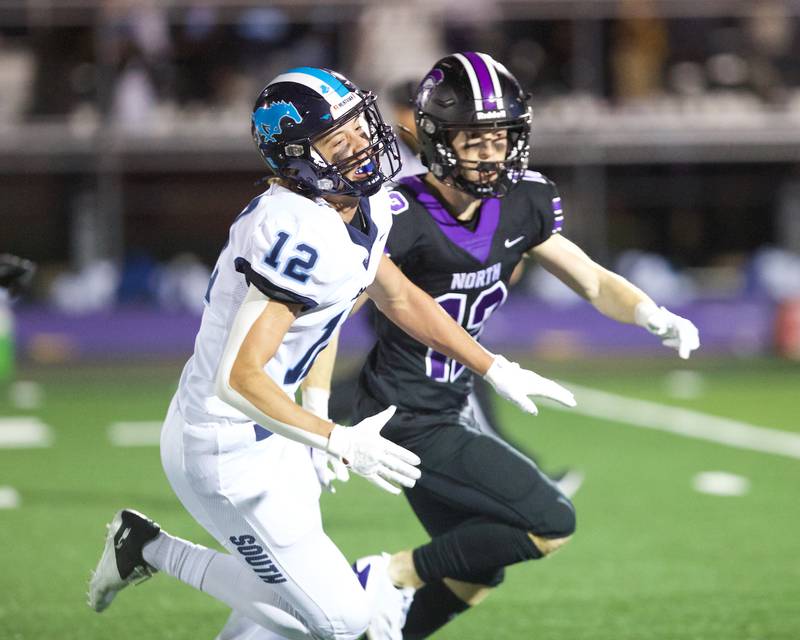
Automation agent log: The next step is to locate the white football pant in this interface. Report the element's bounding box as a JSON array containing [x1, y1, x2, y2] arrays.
[[158, 396, 369, 640]]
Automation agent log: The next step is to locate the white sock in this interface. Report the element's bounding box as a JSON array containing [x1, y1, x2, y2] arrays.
[[142, 531, 216, 590], [142, 533, 310, 640]]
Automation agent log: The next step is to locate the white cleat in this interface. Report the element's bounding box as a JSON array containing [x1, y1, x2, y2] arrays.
[[555, 469, 585, 499], [353, 553, 415, 640], [87, 508, 161, 612]]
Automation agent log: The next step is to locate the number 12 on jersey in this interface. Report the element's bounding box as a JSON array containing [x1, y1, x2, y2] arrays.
[[425, 281, 508, 383]]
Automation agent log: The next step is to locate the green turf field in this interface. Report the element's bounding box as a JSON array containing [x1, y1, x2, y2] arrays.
[[1, 357, 799, 640]]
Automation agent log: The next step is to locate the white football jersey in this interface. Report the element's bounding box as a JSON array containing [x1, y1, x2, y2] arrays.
[[177, 182, 392, 425]]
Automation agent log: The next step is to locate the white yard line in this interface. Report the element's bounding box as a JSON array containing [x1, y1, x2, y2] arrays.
[[549, 382, 800, 460], [0, 486, 21, 509], [108, 421, 163, 447], [0, 417, 53, 448]]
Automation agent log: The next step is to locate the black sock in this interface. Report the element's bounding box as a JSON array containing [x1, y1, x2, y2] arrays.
[[412, 520, 541, 584], [403, 581, 469, 640]]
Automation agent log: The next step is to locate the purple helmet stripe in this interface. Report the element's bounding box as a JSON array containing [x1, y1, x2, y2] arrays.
[[462, 51, 497, 110]]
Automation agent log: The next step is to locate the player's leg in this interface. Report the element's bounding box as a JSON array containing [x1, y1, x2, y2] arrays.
[[469, 377, 585, 498], [380, 483, 496, 639], [392, 421, 575, 638], [355, 444, 533, 639], [91, 398, 369, 640], [405, 423, 575, 575], [161, 406, 370, 640], [216, 610, 292, 640]]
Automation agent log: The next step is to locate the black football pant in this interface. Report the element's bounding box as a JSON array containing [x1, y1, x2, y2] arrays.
[[354, 392, 576, 586]]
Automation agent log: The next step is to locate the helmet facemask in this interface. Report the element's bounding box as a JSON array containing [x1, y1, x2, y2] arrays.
[[281, 93, 401, 198], [423, 113, 531, 199]]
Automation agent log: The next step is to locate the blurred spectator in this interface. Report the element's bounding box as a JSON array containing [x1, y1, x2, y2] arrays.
[[0, 39, 34, 123], [616, 250, 697, 306], [155, 253, 212, 315], [745, 2, 798, 102], [103, 0, 172, 130], [351, 2, 443, 94], [748, 247, 800, 301], [612, 0, 668, 100], [27, 25, 95, 118], [50, 260, 119, 315]]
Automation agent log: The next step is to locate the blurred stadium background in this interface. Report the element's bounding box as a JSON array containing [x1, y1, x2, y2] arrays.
[[1, 1, 799, 639]]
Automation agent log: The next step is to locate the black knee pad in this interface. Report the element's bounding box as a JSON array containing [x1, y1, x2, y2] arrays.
[[463, 566, 505, 588], [541, 495, 576, 538]]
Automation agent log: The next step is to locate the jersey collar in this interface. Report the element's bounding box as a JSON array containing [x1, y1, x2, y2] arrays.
[[343, 197, 378, 269], [400, 176, 500, 264]]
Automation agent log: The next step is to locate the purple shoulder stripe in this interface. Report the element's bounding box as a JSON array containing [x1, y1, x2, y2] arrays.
[[400, 176, 500, 263]]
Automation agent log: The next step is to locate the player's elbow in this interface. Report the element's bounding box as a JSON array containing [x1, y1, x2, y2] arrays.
[[215, 359, 251, 405], [229, 360, 264, 400], [579, 274, 602, 302]]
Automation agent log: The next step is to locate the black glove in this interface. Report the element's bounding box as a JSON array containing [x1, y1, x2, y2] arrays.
[[0, 254, 36, 297]]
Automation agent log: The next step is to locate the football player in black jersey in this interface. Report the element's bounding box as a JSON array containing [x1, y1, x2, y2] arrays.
[[342, 53, 700, 640]]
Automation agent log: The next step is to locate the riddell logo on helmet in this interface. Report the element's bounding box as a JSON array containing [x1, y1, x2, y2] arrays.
[[330, 92, 362, 118], [476, 109, 507, 120]]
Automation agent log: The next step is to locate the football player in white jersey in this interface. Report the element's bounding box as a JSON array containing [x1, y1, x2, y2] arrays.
[[87, 67, 577, 640]]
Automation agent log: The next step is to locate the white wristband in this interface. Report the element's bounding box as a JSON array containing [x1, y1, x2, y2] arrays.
[[634, 300, 660, 328], [483, 353, 505, 384], [326, 424, 347, 458], [302, 387, 331, 421]]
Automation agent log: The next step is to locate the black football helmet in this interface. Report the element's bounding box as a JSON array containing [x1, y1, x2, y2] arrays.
[[415, 52, 531, 198], [251, 67, 401, 198]]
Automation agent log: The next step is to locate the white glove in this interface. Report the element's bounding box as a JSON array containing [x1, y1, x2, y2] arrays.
[[635, 301, 700, 360], [484, 355, 576, 415], [310, 447, 350, 493], [326, 406, 421, 495], [302, 387, 350, 493]]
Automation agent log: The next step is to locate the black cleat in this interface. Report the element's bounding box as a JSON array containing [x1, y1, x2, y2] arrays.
[[87, 509, 161, 612]]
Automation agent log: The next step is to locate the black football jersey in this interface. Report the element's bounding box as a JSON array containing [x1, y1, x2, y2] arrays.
[[359, 171, 564, 414]]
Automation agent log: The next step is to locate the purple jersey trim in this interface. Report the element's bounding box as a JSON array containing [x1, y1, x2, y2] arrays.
[[462, 51, 497, 110], [400, 176, 500, 263], [552, 196, 564, 234]]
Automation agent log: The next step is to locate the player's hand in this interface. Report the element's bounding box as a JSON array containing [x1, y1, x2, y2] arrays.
[[484, 355, 576, 415], [302, 387, 350, 492], [635, 302, 700, 360], [326, 406, 421, 495], [310, 447, 350, 493]]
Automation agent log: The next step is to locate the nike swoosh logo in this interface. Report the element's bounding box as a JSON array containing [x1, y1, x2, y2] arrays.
[[504, 236, 525, 248], [115, 527, 131, 550]]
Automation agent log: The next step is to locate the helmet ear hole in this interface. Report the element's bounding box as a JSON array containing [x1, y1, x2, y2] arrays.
[[420, 117, 436, 135], [285, 144, 304, 157]]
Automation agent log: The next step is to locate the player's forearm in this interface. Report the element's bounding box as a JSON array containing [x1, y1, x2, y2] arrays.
[[379, 281, 494, 376], [214, 285, 333, 449], [590, 268, 653, 324], [230, 367, 333, 439]]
